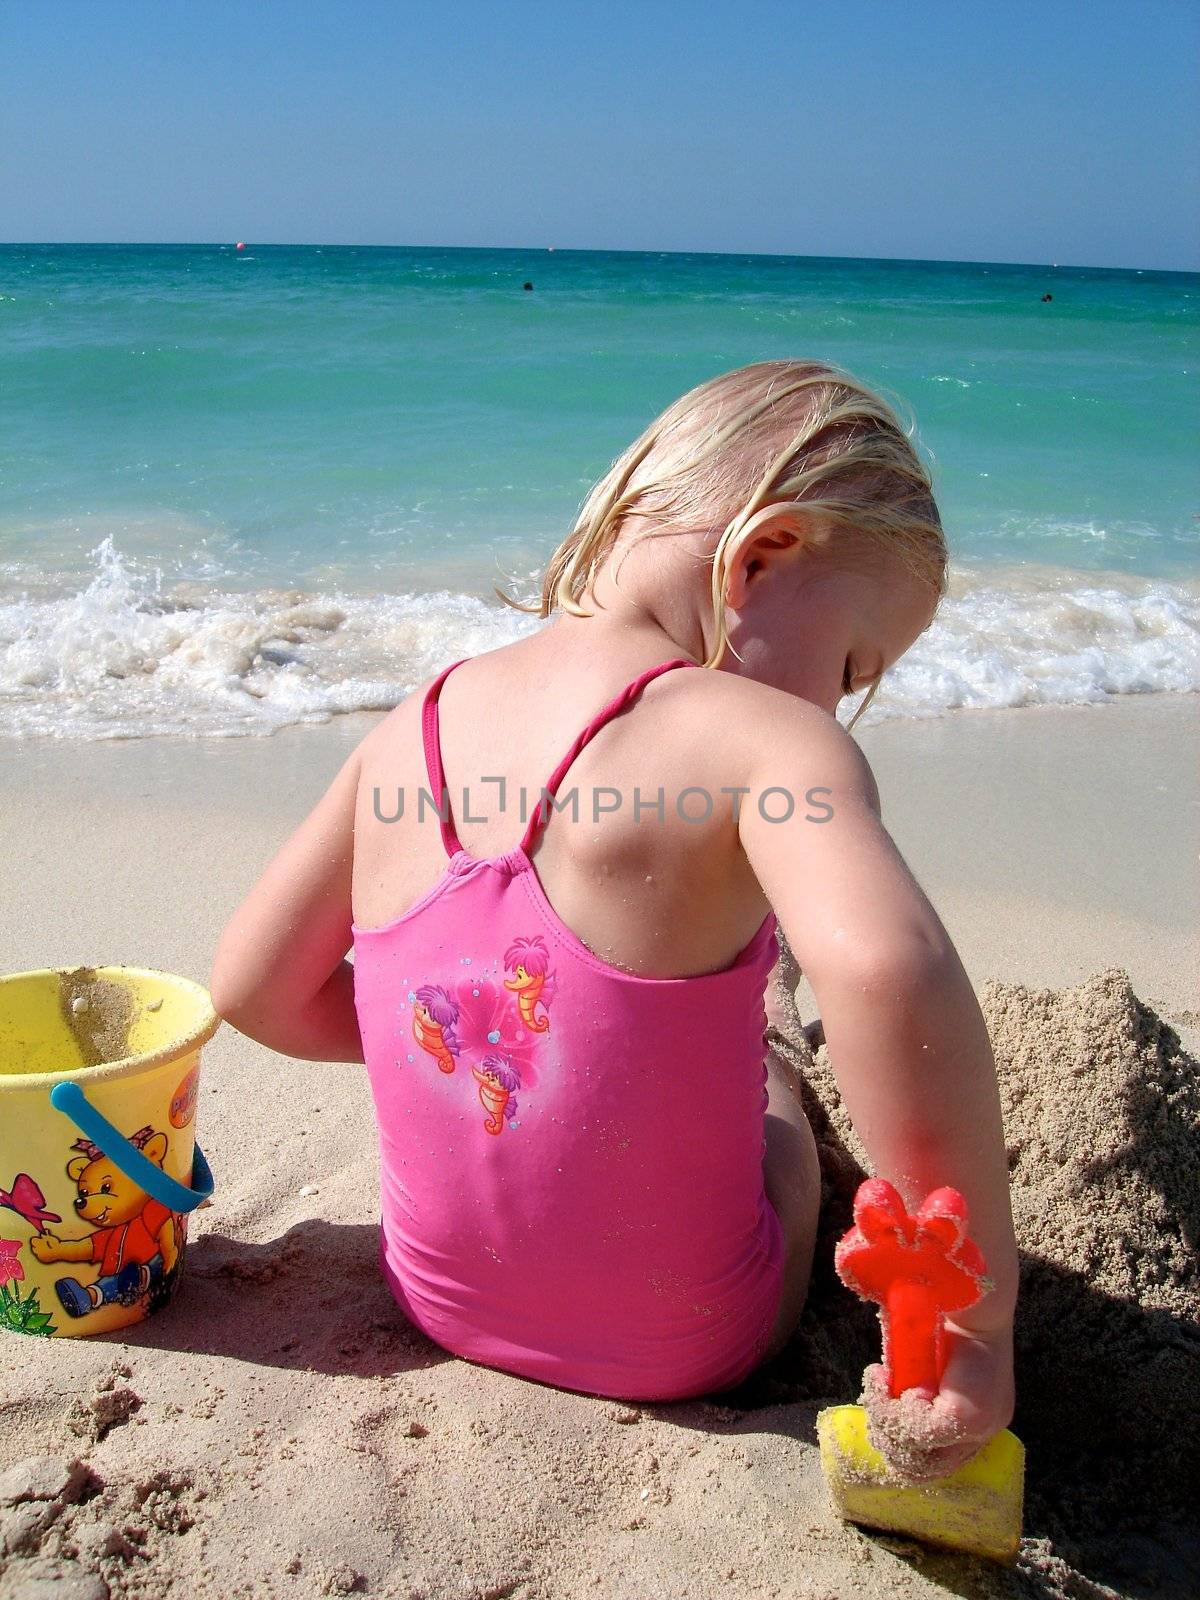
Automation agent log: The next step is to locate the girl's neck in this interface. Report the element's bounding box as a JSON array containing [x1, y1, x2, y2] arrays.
[[547, 604, 704, 674]]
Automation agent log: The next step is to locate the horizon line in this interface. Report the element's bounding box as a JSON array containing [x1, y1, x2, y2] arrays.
[[1, 239, 1196, 276]]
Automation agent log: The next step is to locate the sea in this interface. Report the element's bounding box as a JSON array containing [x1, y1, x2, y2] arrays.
[[1, 243, 1197, 739]]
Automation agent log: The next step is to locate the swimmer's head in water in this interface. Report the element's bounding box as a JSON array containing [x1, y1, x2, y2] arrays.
[[499, 360, 946, 729]]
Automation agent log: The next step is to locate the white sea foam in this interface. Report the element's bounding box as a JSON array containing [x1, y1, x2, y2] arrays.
[[0, 539, 1196, 739], [877, 565, 1200, 718], [0, 538, 539, 739]]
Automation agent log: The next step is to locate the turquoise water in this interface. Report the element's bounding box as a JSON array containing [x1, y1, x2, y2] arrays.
[[1, 243, 1197, 737]]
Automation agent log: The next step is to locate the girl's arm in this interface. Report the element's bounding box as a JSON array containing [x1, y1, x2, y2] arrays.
[[208, 746, 365, 1063], [741, 701, 1018, 1472]]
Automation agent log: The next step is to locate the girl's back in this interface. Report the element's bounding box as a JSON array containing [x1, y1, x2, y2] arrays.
[[350, 632, 792, 978], [350, 637, 799, 1399]]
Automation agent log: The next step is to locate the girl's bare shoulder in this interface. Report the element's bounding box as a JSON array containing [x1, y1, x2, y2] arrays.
[[663, 666, 863, 748], [352, 671, 438, 756], [659, 668, 880, 810]]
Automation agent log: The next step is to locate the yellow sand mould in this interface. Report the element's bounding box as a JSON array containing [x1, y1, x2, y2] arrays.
[[817, 1404, 1025, 1564]]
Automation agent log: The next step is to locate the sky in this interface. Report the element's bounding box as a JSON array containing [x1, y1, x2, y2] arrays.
[[2, 1, 1197, 270]]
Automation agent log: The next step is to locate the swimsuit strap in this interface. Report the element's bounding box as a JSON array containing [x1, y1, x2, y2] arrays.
[[519, 658, 700, 856], [421, 658, 470, 857]]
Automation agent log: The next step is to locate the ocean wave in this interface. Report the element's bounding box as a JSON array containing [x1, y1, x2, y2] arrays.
[[0, 538, 539, 739], [0, 539, 1196, 739], [878, 564, 1200, 717]]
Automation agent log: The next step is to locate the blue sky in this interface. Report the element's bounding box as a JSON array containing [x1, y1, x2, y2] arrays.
[[3, 1, 1197, 269]]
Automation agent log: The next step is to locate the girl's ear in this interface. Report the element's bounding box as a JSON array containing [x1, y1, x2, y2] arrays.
[[721, 503, 816, 610]]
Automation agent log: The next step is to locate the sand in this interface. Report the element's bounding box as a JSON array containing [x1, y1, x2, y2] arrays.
[[57, 969, 138, 1070], [0, 692, 1197, 1600]]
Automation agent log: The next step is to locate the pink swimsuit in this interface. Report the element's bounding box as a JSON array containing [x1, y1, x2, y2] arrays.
[[351, 657, 784, 1401]]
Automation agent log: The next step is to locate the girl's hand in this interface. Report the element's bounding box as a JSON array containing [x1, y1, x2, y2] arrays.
[[861, 1320, 1015, 1483]]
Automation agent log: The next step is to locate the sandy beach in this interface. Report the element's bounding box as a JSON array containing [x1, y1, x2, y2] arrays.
[[1, 691, 1197, 1600]]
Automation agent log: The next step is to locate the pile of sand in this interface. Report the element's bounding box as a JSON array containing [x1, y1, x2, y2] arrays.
[[761, 963, 1200, 1594]]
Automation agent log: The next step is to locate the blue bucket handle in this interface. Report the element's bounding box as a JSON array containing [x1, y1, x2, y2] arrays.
[[49, 1081, 214, 1214]]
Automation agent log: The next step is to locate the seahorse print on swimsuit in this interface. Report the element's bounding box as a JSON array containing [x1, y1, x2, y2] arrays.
[[472, 1052, 521, 1136], [453, 977, 543, 1076], [503, 936, 553, 1034], [412, 984, 461, 1073]]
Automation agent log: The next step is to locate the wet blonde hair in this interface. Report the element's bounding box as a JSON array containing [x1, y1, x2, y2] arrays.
[[500, 359, 947, 731]]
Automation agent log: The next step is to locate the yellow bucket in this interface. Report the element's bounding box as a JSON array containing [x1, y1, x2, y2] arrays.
[[0, 966, 219, 1338]]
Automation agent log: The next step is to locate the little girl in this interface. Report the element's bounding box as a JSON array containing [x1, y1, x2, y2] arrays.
[[210, 360, 1017, 1478]]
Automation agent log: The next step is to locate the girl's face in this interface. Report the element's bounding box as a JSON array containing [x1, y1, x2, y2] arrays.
[[720, 522, 938, 715]]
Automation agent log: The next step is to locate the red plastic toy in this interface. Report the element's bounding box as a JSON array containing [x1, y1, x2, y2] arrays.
[[834, 1179, 993, 1397]]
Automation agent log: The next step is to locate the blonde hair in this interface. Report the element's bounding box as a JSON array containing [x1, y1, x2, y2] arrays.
[[500, 359, 947, 731]]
